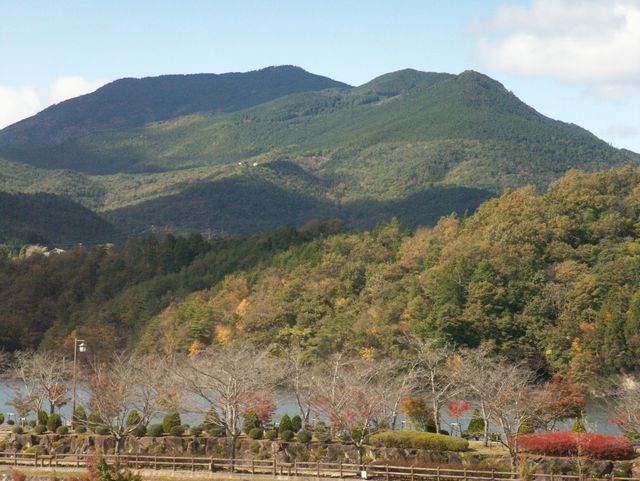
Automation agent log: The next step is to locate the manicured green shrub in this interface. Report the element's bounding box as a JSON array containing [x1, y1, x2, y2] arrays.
[[248, 428, 263, 440], [297, 430, 312, 443], [47, 413, 62, 433], [132, 425, 147, 437], [147, 424, 164, 437], [313, 421, 331, 443], [126, 410, 141, 427], [208, 427, 225, 437], [281, 430, 294, 442], [7, 419, 15, 425], [28, 420, 36, 428], [75, 425, 87, 434], [13, 426, 24, 434], [37, 410, 48, 426], [466, 408, 484, 436], [95, 427, 110, 435], [74, 406, 87, 423], [265, 429, 278, 440], [291, 415, 302, 433], [34, 424, 46, 434], [170, 425, 186, 437], [572, 418, 586, 433], [0, 413, 4, 424], [243, 410, 261, 434], [189, 425, 203, 437], [163, 412, 181, 434], [87, 413, 101, 431], [279, 414, 293, 434], [368, 430, 468, 451], [56, 426, 69, 435]]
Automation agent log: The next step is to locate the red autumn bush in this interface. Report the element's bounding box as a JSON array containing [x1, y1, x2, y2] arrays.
[[518, 432, 635, 460]]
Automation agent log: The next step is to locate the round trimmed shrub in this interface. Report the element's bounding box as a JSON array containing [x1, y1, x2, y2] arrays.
[[0, 413, 4, 424], [281, 430, 294, 442], [189, 425, 203, 437], [37, 410, 48, 426], [28, 420, 37, 428], [297, 430, 312, 443], [7, 419, 15, 425], [265, 429, 278, 440], [163, 412, 181, 434], [243, 411, 260, 434], [208, 427, 225, 437], [75, 425, 87, 434], [279, 414, 293, 435], [34, 424, 46, 434], [13, 426, 23, 434], [291, 415, 302, 433], [132, 425, 147, 437], [74, 406, 87, 423], [518, 432, 634, 460], [56, 425, 69, 435], [47, 413, 62, 433], [147, 424, 164, 437], [95, 427, 110, 435], [368, 430, 468, 452], [248, 428, 263, 440], [170, 425, 186, 437]]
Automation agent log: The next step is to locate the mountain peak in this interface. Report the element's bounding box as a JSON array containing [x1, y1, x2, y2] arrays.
[[357, 69, 453, 95]]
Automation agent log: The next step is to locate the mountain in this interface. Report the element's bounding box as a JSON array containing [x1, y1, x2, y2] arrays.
[[0, 66, 349, 149], [0, 67, 637, 236], [0, 192, 118, 248], [4, 168, 640, 380]]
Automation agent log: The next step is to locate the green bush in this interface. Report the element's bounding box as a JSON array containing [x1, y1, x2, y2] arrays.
[[47, 413, 62, 433], [189, 425, 203, 437], [163, 412, 181, 434], [208, 427, 225, 437], [148, 424, 164, 437], [248, 428, 263, 440], [297, 430, 312, 443], [7, 419, 15, 425], [87, 413, 101, 431], [132, 425, 147, 437], [279, 414, 293, 434], [75, 425, 87, 434], [13, 426, 23, 434], [291, 415, 302, 433], [34, 424, 46, 434], [265, 429, 278, 440], [0, 413, 4, 424], [281, 430, 294, 442], [243, 411, 261, 434], [37, 410, 48, 426], [95, 427, 110, 435], [572, 418, 586, 433], [28, 420, 36, 428], [74, 406, 87, 423], [170, 425, 185, 437], [56, 426, 69, 435], [368, 430, 468, 451], [126, 410, 141, 427]]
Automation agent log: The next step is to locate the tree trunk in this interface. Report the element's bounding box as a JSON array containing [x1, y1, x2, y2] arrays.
[[432, 398, 440, 433], [480, 401, 490, 447]]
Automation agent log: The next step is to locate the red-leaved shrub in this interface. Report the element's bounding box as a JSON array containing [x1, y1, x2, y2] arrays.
[[518, 432, 635, 460]]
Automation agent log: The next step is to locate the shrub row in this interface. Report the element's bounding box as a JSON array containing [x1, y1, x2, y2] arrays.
[[518, 432, 634, 460], [368, 430, 469, 452]]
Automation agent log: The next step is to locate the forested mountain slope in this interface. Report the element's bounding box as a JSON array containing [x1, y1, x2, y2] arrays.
[[3, 168, 640, 380], [0, 67, 635, 235]]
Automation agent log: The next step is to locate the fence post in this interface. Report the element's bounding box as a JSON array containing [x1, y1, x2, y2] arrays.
[[77, 453, 80, 468], [173, 456, 176, 471], [274, 458, 278, 476], [317, 460, 320, 478], [437, 466, 441, 481], [154, 455, 158, 470], [340, 461, 343, 479], [464, 468, 468, 481], [411, 465, 415, 481], [252, 458, 255, 475], [295, 461, 298, 477], [386, 464, 390, 481], [192, 456, 195, 471]]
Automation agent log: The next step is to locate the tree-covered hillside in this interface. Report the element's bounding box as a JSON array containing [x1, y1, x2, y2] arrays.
[[0, 67, 635, 235], [0, 192, 118, 248], [3, 168, 640, 380]]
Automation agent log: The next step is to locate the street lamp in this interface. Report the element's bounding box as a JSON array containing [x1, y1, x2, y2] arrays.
[[71, 338, 87, 427]]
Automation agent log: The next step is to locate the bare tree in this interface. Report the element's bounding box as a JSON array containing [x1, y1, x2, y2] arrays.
[[12, 351, 71, 414], [375, 358, 418, 430], [280, 344, 314, 425], [310, 353, 394, 466], [408, 336, 456, 433], [175, 342, 281, 462], [79, 353, 169, 452], [609, 375, 640, 438]]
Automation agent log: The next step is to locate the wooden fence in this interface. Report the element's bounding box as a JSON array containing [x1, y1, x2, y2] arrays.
[[0, 452, 633, 481]]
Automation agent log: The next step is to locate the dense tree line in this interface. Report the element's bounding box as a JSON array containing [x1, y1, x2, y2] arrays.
[[4, 168, 640, 380]]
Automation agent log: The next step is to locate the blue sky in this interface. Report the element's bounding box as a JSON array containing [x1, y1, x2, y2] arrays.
[[1, 0, 639, 151]]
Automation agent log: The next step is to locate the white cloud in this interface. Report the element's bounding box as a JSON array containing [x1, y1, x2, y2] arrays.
[[478, 0, 640, 96], [0, 76, 107, 129]]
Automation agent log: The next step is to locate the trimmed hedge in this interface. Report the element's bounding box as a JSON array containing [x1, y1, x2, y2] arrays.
[[368, 430, 468, 451], [148, 424, 164, 437], [518, 432, 634, 460]]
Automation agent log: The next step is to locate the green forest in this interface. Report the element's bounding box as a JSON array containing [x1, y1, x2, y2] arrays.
[[3, 167, 640, 381]]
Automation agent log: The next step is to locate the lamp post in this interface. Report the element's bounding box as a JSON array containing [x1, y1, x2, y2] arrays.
[[71, 338, 87, 427]]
